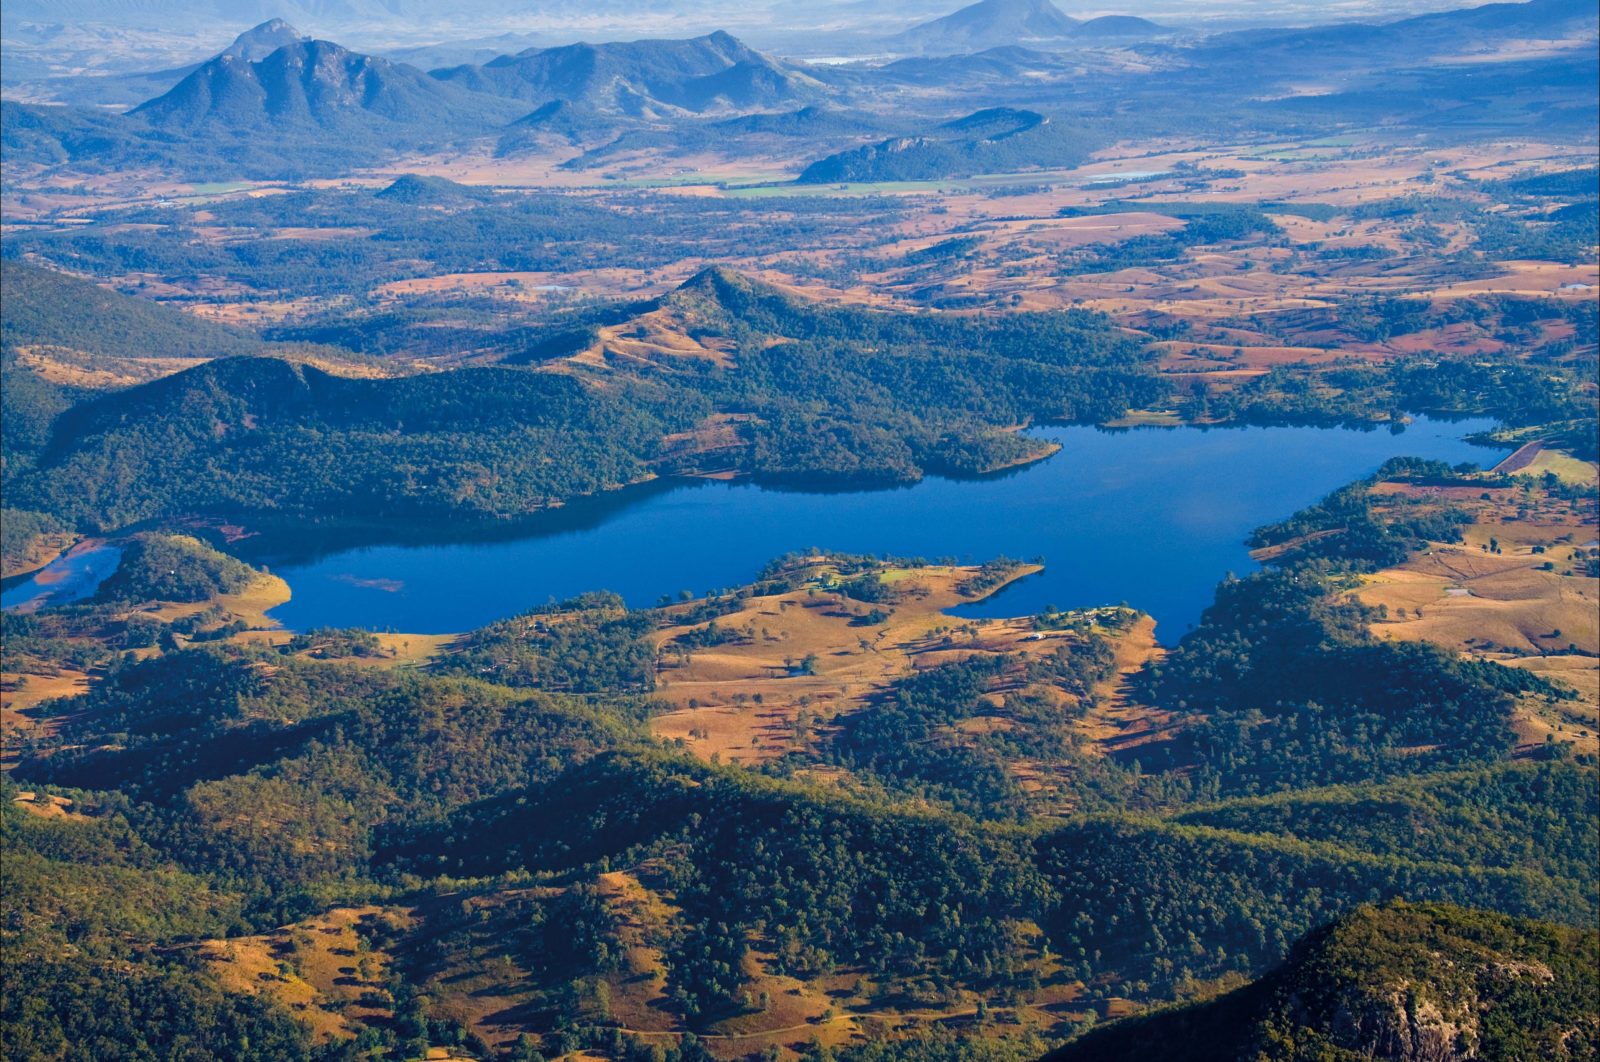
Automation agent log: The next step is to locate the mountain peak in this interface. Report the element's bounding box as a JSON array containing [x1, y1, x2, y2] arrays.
[[1073, 14, 1165, 38], [674, 265, 752, 297], [376, 173, 491, 205], [891, 0, 1080, 55], [221, 18, 308, 62], [664, 267, 795, 315]]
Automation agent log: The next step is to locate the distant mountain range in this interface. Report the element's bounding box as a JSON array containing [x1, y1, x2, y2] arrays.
[[130, 37, 519, 135], [429, 31, 830, 118], [0, 18, 310, 109], [6, 25, 841, 175], [1182, 0, 1597, 71], [4, 0, 1594, 181], [796, 105, 1088, 184]]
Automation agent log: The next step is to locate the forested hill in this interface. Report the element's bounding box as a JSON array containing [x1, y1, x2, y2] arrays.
[[0, 261, 352, 494], [1044, 902, 1600, 1062], [11, 268, 1161, 532], [1, 262, 265, 360]]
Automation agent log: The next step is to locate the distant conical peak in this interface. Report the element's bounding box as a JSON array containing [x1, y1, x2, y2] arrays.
[[223, 18, 309, 59]]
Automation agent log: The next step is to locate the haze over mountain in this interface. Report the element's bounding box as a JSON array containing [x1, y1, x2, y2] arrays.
[[429, 31, 830, 118], [1184, 0, 1599, 72], [0, 18, 311, 109], [1, 0, 1598, 1056], [131, 37, 518, 134], [1073, 14, 1166, 38], [887, 0, 1081, 54]]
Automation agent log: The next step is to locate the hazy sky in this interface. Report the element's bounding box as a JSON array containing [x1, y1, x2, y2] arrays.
[[0, 0, 1521, 80], [2, 0, 1506, 36]]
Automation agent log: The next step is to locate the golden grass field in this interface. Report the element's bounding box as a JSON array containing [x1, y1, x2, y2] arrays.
[[648, 559, 1164, 791], [1354, 477, 1600, 755], [199, 906, 409, 1044], [196, 861, 1099, 1060]]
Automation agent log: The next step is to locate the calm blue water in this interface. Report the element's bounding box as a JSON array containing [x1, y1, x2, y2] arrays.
[[1, 545, 123, 612], [262, 418, 1506, 641]]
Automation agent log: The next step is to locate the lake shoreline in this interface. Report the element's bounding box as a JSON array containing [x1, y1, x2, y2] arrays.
[[255, 417, 1510, 640]]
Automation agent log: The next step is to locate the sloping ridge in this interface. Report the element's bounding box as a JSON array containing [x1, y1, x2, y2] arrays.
[[1044, 901, 1598, 1062], [795, 106, 1079, 184], [1, 262, 264, 361]]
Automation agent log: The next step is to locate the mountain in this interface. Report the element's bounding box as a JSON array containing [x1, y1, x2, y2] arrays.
[[130, 38, 518, 136], [218, 17, 308, 61], [0, 20, 312, 111], [430, 31, 829, 119], [0, 262, 274, 487], [0, 99, 166, 169], [795, 105, 1090, 184], [1073, 14, 1166, 39], [709, 103, 891, 138], [886, 0, 1080, 55], [375, 173, 494, 205], [1046, 902, 1600, 1062]]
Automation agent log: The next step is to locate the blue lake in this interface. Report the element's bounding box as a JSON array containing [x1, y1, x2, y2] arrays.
[[260, 417, 1507, 641]]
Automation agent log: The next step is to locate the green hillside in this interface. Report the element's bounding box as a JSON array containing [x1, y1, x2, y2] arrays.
[[1044, 902, 1600, 1062]]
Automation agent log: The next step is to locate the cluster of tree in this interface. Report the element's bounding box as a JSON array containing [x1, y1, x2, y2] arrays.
[[14, 356, 687, 531], [284, 627, 384, 659], [1174, 761, 1599, 895], [1199, 354, 1592, 430], [825, 645, 1116, 820], [432, 592, 658, 694], [1246, 461, 1477, 569], [0, 953, 315, 1062], [1053, 204, 1283, 274], [11, 647, 640, 904], [0, 507, 66, 576], [94, 534, 259, 604], [1136, 564, 1562, 795], [0, 261, 266, 359]]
